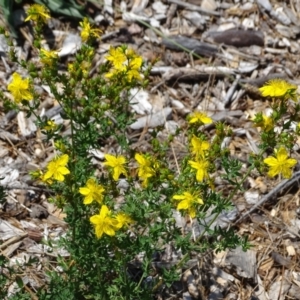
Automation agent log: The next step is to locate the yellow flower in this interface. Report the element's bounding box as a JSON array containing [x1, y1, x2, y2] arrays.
[[43, 154, 70, 182], [81, 61, 91, 77], [259, 79, 298, 100], [30, 169, 53, 185], [126, 68, 142, 81], [79, 17, 101, 42], [264, 147, 297, 179], [43, 120, 57, 131], [105, 68, 120, 79], [79, 178, 105, 205], [105, 47, 143, 81], [129, 55, 142, 70], [190, 136, 210, 157], [126, 69, 142, 81], [105, 46, 127, 70], [68, 63, 75, 74], [103, 154, 127, 181], [41, 173, 53, 185], [188, 158, 210, 182], [188, 111, 213, 125], [115, 212, 133, 229], [85, 47, 95, 59], [90, 205, 119, 239], [135, 153, 155, 187], [135, 153, 153, 175], [253, 114, 274, 132], [173, 191, 204, 218], [126, 52, 142, 81], [25, 4, 50, 23], [68, 61, 90, 78], [7, 73, 33, 103], [126, 48, 137, 58], [40, 48, 58, 66]]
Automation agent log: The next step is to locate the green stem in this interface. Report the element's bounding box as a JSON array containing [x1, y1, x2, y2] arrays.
[[135, 259, 150, 292]]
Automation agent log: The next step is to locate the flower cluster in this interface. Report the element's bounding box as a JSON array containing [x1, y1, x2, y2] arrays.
[[25, 4, 50, 23], [173, 192, 203, 218], [257, 78, 299, 179], [170, 112, 213, 217], [79, 175, 132, 238], [79, 17, 102, 43], [43, 120, 58, 132], [3, 7, 261, 297], [253, 113, 274, 132], [188, 112, 212, 183], [90, 205, 132, 239], [68, 61, 91, 78], [10, 1, 252, 261], [77, 153, 158, 238], [86, 153, 156, 186], [39, 48, 58, 66], [67, 46, 94, 79], [33, 142, 160, 239], [134, 153, 157, 187], [105, 46, 143, 82]]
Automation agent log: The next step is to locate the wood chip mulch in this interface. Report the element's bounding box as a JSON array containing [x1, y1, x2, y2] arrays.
[[1, 0, 300, 299]]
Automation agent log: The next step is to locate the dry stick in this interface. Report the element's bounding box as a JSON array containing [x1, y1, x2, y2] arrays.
[[167, 0, 221, 16], [0, 233, 28, 250], [7, 194, 32, 213], [224, 74, 241, 107], [166, 3, 177, 28], [192, 82, 209, 109], [234, 170, 300, 224], [23, 286, 39, 300], [3, 185, 54, 194]]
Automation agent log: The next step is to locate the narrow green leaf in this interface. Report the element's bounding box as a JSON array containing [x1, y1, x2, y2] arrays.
[[15, 276, 24, 289]]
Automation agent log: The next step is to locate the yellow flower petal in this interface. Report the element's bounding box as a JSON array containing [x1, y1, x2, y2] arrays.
[[177, 199, 190, 210], [286, 158, 298, 167], [188, 112, 212, 125], [90, 215, 101, 225], [263, 157, 278, 166]]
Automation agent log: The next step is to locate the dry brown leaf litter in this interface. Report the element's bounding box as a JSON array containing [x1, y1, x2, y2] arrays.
[[1, 0, 300, 298]]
